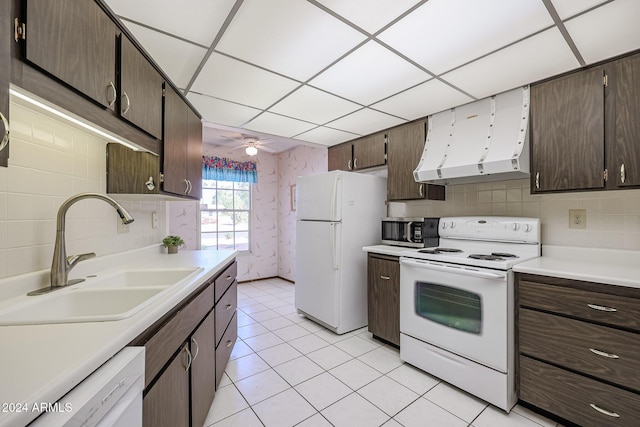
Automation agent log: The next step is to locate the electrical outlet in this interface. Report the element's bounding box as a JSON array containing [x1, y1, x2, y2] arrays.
[[151, 211, 158, 229], [117, 218, 130, 234], [569, 209, 587, 229]]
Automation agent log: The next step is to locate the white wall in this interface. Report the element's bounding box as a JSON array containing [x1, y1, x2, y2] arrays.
[[0, 95, 168, 280], [389, 179, 640, 250]]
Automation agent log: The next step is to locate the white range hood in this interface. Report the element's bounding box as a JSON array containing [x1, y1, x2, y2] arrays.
[[413, 86, 530, 185]]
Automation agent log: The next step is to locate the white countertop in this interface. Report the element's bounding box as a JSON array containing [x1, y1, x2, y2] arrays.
[[513, 245, 640, 289], [0, 246, 237, 427], [362, 244, 408, 257]]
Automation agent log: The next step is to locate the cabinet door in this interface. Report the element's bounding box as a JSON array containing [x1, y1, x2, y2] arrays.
[[530, 67, 605, 192], [120, 35, 164, 139], [0, 0, 10, 167], [353, 133, 386, 170], [186, 106, 203, 199], [191, 310, 216, 427], [328, 143, 353, 171], [25, 0, 117, 110], [106, 143, 160, 194], [387, 122, 445, 201], [367, 254, 400, 346], [143, 343, 190, 427], [607, 53, 640, 188], [163, 86, 188, 196]]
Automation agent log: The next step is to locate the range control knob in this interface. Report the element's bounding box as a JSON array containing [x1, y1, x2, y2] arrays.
[[449, 221, 456, 229], [512, 223, 520, 231], [441, 222, 448, 230], [523, 224, 532, 232]]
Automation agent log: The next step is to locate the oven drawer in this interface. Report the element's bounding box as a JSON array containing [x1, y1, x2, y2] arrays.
[[519, 308, 640, 392], [519, 279, 640, 332], [520, 356, 640, 427]]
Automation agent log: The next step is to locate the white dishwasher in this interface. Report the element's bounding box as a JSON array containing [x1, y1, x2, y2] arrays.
[[30, 347, 145, 427]]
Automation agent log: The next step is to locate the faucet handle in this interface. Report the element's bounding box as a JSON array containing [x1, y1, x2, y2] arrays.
[[67, 252, 96, 268]]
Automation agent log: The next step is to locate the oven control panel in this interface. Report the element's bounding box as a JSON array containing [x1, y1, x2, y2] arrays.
[[439, 217, 540, 243]]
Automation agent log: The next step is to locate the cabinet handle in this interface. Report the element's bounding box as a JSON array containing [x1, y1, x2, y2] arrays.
[[226, 275, 232, 281], [183, 347, 192, 371], [535, 172, 540, 189], [419, 184, 424, 197], [226, 304, 232, 310], [106, 82, 117, 107], [226, 340, 233, 348], [587, 303, 617, 312], [620, 163, 626, 184], [589, 348, 619, 359], [121, 91, 131, 115], [380, 275, 390, 280], [184, 179, 190, 194], [354, 158, 358, 169], [145, 176, 155, 191], [347, 159, 352, 170], [191, 337, 200, 361], [0, 111, 8, 153], [187, 180, 192, 194], [589, 403, 620, 418]]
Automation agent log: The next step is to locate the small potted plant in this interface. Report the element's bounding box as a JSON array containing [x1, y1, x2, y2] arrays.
[[162, 235, 185, 254]]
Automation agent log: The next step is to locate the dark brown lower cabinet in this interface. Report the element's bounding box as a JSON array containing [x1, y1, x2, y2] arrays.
[[367, 253, 400, 346], [143, 344, 190, 427], [190, 310, 216, 427], [517, 273, 640, 427]]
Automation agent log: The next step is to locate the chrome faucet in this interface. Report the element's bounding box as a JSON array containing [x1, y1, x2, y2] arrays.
[[28, 193, 134, 296]]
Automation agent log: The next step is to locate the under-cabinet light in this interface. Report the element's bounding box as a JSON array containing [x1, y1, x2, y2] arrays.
[[9, 86, 141, 152]]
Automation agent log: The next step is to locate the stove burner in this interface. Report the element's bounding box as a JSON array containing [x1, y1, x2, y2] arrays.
[[418, 247, 463, 255], [491, 252, 518, 258], [468, 254, 505, 261]]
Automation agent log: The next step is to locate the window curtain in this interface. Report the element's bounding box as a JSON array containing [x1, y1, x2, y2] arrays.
[[202, 156, 258, 183]]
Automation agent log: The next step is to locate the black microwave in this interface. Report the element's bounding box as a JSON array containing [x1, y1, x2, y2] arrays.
[[381, 217, 439, 248]]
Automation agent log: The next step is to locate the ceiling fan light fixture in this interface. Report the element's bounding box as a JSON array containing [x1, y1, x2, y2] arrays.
[[245, 144, 258, 156]]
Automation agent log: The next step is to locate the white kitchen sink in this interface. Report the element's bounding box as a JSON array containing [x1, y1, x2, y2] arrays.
[[0, 267, 204, 326]]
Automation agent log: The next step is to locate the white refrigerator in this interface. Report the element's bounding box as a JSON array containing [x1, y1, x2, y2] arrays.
[[295, 170, 387, 334]]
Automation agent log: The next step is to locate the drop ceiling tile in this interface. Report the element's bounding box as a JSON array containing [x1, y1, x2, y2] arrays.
[[187, 93, 261, 128], [309, 41, 431, 106], [104, 0, 235, 46], [378, 0, 553, 75], [190, 53, 300, 110], [549, 0, 609, 19], [269, 86, 361, 125], [122, 22, 207, 89], [441, 28, 580, 99], [296, 126, 359, 146], [371, 79, 474, 120], [243, 112, 317, 138], [315, 0, 421, 33], [564, 0, 640, 65], [215, 0, 366, 81], [326, 108, 405, 136]]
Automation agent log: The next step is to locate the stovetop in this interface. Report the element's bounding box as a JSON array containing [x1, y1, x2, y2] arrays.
[[400, 216, 541, 270]]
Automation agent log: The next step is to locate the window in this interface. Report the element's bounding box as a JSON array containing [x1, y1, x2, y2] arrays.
[[200, 180, 251, 252]]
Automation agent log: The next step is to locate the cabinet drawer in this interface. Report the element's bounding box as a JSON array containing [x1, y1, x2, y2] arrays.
[[215, 312, 237, 388], [216, 280, 238, 347], [519, 280, 640, 331], [144, 283, 214, 387], [215, 261, 237, 303], [520, 356, 640, 427], [520, 308, 640, 391]]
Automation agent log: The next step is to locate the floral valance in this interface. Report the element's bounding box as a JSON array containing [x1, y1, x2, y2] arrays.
[[202, 156, 257, 183]]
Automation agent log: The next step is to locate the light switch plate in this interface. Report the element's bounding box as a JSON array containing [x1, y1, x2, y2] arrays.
[[569, 209, 587, 229]]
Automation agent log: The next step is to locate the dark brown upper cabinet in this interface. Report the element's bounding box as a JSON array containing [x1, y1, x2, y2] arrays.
[[530, 66, 606, 193], [387, 120, 445, 201], [106, 143, 160, 195], [163, 86, 202, 199], [25, 0, 118, 111], [606, 53, 640, 189], [119, 35, 164, 139], [328, 132, 386, 171]]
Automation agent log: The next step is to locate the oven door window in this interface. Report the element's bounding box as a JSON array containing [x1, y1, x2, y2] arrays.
[[414, 281, 482, 334]]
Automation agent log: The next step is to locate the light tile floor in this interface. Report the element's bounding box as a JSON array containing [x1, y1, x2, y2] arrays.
[[204, 278, 562, 427]]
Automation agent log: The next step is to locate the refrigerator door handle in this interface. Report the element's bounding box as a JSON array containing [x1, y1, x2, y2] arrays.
[[330, 223, 339, 269], [330, 174, 341, 221]]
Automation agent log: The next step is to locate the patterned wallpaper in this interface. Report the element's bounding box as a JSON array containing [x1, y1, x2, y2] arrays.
[[277, 146, 328, 281], [168, 143, 327, 283]]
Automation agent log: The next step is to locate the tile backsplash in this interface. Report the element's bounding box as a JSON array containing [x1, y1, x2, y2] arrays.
[[0, 94, 167, 280], [389, 179, 640, 250]]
